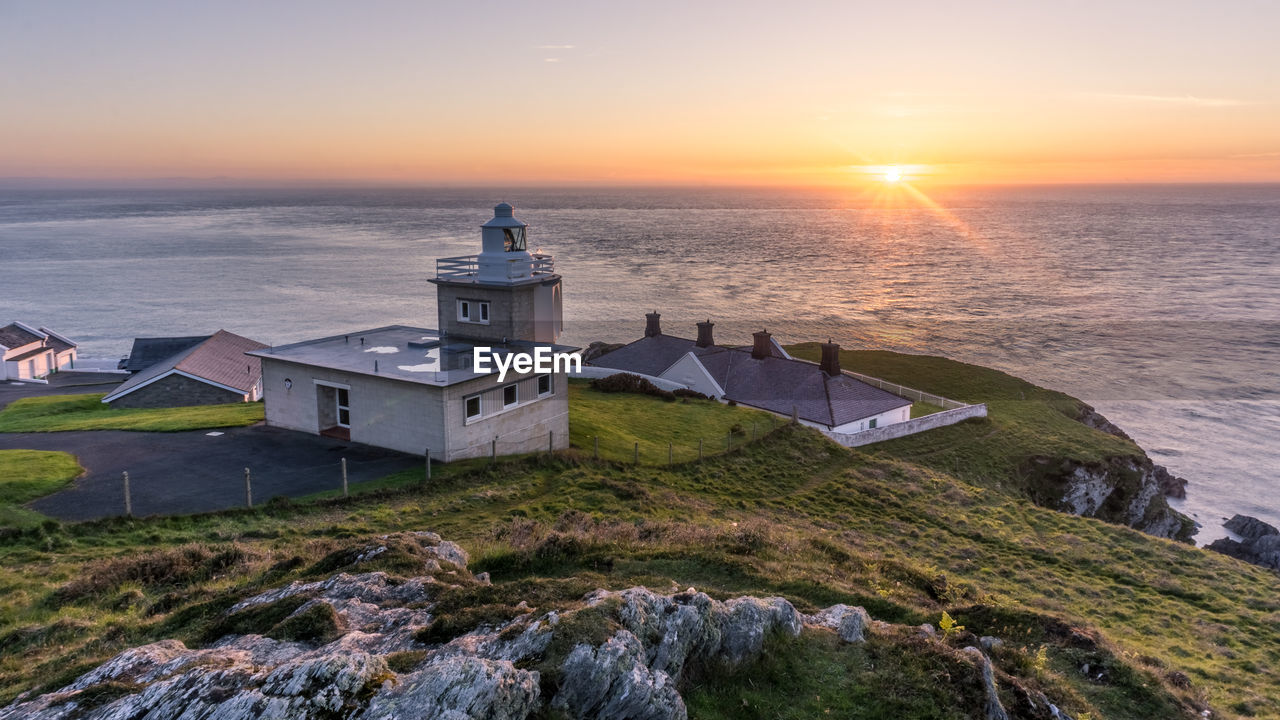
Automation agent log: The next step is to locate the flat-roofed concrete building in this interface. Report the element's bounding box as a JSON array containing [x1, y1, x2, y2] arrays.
[[251, 204, 573, 461]]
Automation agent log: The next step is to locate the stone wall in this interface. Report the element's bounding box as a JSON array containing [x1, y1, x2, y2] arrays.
[[109, 373, 247, 409]]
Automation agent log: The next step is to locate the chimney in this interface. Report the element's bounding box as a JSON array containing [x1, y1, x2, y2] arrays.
[[696, 319, 715, 348], [820, 339, 841, 376], [645, 311, 662, 338], [751, 329, 772, 360]]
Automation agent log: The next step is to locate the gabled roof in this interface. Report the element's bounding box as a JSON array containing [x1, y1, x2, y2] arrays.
[[39, 327, 78, 352], [124, 336, 211, 373], [104, 331, 268, 403], [0, 323, 45, 350], [591, 334, 911, 428]]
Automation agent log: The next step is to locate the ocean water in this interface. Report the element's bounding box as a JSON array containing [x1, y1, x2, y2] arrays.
[[2, 185, 1277, 542]]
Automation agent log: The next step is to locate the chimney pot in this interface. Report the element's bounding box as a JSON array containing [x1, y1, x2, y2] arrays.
[[645, 311, 662, 338], [820, 340, 842, 376], [751, 330, 772, 360], [696, 319, 715, 348]]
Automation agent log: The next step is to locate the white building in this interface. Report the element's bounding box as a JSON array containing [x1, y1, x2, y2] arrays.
[[1, 322, 78, 381], [590, 314, 912, 434], [250, 204, 573, 461]]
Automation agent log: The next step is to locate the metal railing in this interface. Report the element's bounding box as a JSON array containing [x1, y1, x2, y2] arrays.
[[842, 371, 968, 410], [435, 253, 555, 281]]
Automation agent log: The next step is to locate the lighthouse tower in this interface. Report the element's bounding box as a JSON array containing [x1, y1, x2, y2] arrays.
[[431, 203, 564, 344]]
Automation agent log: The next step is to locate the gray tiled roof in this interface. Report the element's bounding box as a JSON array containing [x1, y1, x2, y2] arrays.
[[591, 335, 911, 427], [125, 336, 211, 373], [0, 323, 43, 350]]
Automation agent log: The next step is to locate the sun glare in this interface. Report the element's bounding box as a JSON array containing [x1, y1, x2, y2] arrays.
[[883, 166, 902, 182]]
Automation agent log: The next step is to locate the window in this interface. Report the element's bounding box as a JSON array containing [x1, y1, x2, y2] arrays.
[[868, 418, 877, 429], [458, 299, 490, 324], [336, 388, 351, 428], [503, 384, 518, 408], [503, 227, 526, 252], [537, 374, 552, 396], [465, 394, 482, 420]]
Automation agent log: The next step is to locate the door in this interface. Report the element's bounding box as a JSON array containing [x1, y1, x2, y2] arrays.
[[336, 388, 350, 428]]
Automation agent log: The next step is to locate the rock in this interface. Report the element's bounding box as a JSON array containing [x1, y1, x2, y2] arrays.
[[1152, 464, 1188, 500], [1224, 514, 1279, 540], [961, 647, 1010, 720], [918, 623, 937, 637], [979, 636, 1004, 651], [1, 537, 808, 720], [805, 604, 871, 643], [1031, 456, 1195, 541], [552, 631, 685, 720], [1210, 530, 1280, 571]]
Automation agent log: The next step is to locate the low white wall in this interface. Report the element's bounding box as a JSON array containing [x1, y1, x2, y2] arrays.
[[823, 403, 988, 448], [570, 366, 688, 391]]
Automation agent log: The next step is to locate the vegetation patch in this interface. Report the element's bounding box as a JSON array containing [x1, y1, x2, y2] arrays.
[[413, 604, 525, 645], [0, 393, 263, 433], [0, 450, 81, 529], [267, 601, 344, 645], [53, 543, 260, 605]]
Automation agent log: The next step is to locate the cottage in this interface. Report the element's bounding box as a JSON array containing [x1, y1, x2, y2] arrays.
[[591, 313, 913, 434], [250, 203, 573, 461], [1, 322, 78, 381], [102, 330, 267, 408]]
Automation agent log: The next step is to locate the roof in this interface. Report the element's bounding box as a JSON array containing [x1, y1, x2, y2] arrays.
[[5, 346, 54, 363], [104, 330, 268, 403], [249, 325, 580, 388], [591, 334, 911, 427], [125, 336, 211, 373], [0, 323, 44, 350]]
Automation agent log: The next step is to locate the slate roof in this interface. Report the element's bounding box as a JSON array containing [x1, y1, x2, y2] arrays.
[[105, 331, 268, 403], [591, 334, 911, 428], [39, 328, 78, 353], [0, 323, 44, 350], [124, 336, 211, 373]]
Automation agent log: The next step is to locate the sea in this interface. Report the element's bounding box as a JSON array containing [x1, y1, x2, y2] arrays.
[[2, 185, 1277, 543]]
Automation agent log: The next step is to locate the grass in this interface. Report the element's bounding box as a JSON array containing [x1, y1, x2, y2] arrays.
[[0, 393, 263, 433], [911, 401, 946, 418], [0, 351, 1270, 717], [568, 379, 777, 464], [0, 450, 81, 528]]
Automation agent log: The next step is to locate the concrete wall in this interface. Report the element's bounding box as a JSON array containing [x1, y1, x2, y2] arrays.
[[4, 348, 57, 380], [443, 370, 570, 462], [109, 373, 247, 409], [432, 277, 560, 343], [823, 403, 988, 448], [260, 358, 446, 457]]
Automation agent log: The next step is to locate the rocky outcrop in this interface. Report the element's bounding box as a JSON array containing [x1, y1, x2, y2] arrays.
[[1027, 456, 1195, 542], [0, 533, 830, 720], [1208, 514, 1280, 571], [1074, 405, 1188, 501]]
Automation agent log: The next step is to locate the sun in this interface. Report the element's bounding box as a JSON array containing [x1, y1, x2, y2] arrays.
[[883, 166, 902, 183]]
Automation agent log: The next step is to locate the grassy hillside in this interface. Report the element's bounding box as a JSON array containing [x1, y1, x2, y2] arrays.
[[0, 450, 81, 528], [0, 355, 1272, 717], [0, 393, 263, 433]]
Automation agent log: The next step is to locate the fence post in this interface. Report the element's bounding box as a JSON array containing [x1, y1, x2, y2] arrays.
[[751, 422, 757, 441], [122, 471, 132, 518], [424, 449, 431, 482], [341, 457, 348, 497], [726, 431, 731, 451], [791, 405, 798, 424], [593, 435, 599, 460], [491, 438, 497, 463], [668, 442, 672, 465], [244, 467, 253, 509], [549, 430, 554, 453], [698, 438, 703, 461], [633, 442, 639, 464]]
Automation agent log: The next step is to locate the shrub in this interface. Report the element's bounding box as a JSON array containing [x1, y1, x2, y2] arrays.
[[53, 544, 258, 604], [589, 373, 677, 401]]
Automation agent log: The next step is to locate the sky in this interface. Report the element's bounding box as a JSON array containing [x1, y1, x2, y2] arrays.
[[2, 0, 1279, 185]]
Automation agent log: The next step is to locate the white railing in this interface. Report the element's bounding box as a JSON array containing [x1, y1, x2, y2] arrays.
[[435, 253, 555, 281], [842, 371, 967, 410]]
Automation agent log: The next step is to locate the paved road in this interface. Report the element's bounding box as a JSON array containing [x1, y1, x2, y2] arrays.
[[0, 372, 125, 410], [1, 424, 421, 522]]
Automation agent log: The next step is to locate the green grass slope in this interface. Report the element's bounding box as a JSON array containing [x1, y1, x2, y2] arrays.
[[0, 393, 263, 433], [0, 450, 82, 528]]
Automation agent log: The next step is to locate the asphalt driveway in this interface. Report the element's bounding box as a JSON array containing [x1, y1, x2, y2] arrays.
[[1, 424, 422, 522]]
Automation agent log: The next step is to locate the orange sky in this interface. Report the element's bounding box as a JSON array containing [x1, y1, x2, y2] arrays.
[[2, 1, 1278, 185]]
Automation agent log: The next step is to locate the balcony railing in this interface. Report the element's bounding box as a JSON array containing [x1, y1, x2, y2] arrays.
[[435, 253, 555, 282]]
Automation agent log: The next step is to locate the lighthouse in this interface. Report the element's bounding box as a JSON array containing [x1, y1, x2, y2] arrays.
[[431, 203, 564, 344]]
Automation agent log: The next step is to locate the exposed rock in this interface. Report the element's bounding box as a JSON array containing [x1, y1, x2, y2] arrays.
[[1, 534, 809, 720], [1028, 455, 1195, 541], [1224, 514, 1279, 540], [805, 604, 870, 643], [961, 647, 1010, 720], [1208, 532, 1280, 571], [1152, 464, 1188, 500], [979, 635, 1004, 651], [1076, 404, 1132, 442]]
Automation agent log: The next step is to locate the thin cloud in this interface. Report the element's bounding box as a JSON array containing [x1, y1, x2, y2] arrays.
[[1229, 150, 1280, 158], [544, 58, 561, 63], [1094, 93, 1247, 107], [534, 45, 575, 50]]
